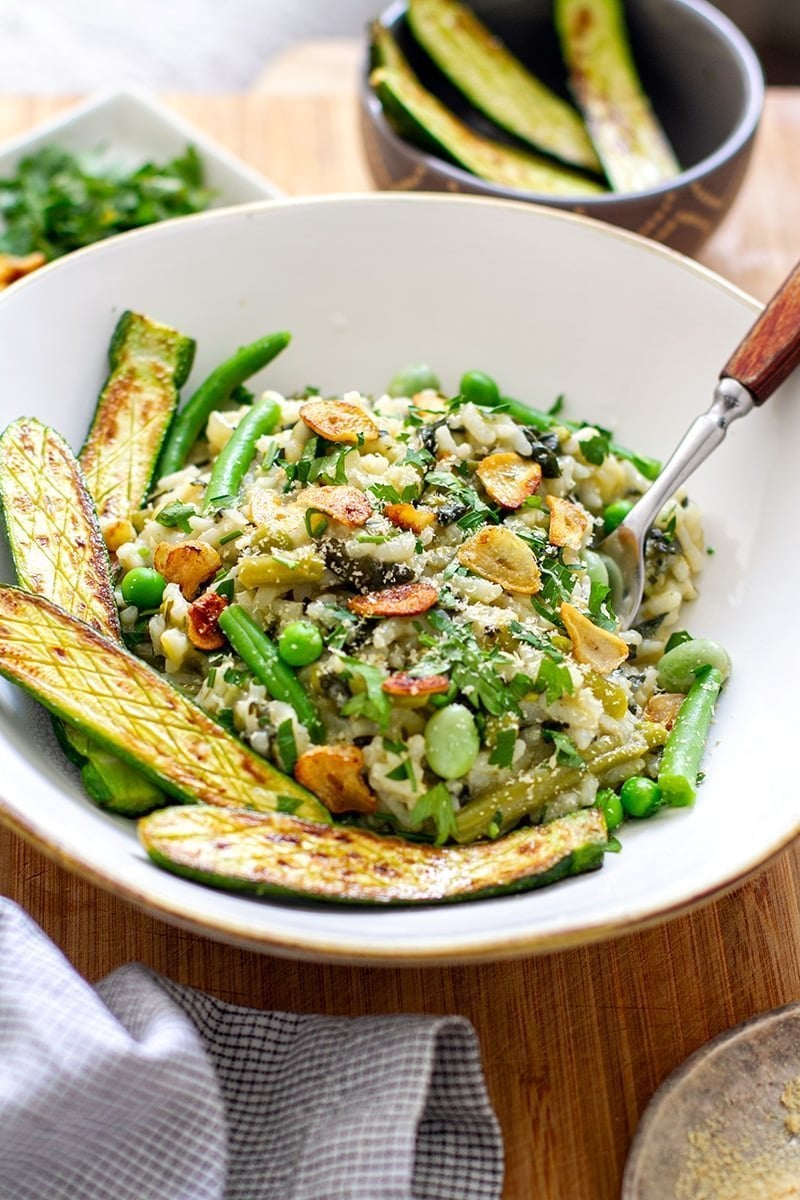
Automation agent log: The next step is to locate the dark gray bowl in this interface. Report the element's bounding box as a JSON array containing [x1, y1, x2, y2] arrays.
[[360, 0, 764, 255]]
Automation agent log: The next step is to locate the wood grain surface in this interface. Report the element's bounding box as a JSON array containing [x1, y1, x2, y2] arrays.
[[1, 49, 800, 1200]]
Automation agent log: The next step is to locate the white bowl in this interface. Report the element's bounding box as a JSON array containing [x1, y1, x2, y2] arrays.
[[0, 195, 794, 965]]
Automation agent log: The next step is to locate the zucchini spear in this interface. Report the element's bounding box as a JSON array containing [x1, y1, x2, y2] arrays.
[[79, 310, 196, 524], [554, 0, 680, 192], [406, 0, 602, 174], [0, 418, 120, 639], [0, 587, 329, 825], [138, 805, 608, 905], [0, 418, 164, 815], [370, 24, 605, 197]]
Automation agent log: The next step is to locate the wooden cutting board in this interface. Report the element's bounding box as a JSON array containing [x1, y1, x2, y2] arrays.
[[1, 46, 800, 1200]]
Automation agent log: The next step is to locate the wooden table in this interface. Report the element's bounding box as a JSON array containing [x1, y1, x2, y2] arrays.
[[2, 46, 800, 1200]]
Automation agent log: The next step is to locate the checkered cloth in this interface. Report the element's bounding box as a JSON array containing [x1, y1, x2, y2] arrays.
[[0, 900, 503, 1199]]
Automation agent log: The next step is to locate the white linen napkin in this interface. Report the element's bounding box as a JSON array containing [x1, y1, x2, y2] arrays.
[[0, 899, 503, 1199]]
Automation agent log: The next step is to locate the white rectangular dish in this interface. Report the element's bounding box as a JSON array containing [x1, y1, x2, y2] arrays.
[[0, 89, 282, 206]]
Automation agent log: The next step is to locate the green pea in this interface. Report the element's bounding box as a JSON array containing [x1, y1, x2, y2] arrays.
[[602, 497, 636, 534], [120, 567, 166, 609], [620, 775, 662, 819], [277, 620, 324, 667], [596, 786, 624, 832], [598, 552, 624, 613], [657, 638, 731, 693], [459, 370, 500, 407], [424, 704, 480, 780], [387, 363, 441, 398]]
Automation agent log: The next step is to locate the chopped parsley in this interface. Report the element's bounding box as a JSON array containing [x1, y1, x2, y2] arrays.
[[542, 729, 585, 768], [534, 657, 574, 704], [425, 470, 500, 532], [578, 428, 611, 466], [280, 436, 356, 490], [588, 581, 617, 631], [339, 657, 392, 730], [0, 144, 213, 260], [275, 720, 298, 774], [368, 482, 419, 504], [411, 610, 533, 718], [386, 756, 417, 788], [488, 727, 516, 769], [155, 501, 195, 534], [409, 782, 457, 845]]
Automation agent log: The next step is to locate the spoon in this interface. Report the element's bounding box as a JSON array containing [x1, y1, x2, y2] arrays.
[[599, 260, 800, 628]]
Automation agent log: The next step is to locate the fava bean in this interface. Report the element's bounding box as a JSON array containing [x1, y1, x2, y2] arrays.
[[424, 703, 479, 779], [387, 363, 440, 398], [582, 549, 608, 589], [656, 638, 731, 693]]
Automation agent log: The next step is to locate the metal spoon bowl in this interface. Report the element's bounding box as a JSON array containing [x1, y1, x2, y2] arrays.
[[599, 260, 800, 628]]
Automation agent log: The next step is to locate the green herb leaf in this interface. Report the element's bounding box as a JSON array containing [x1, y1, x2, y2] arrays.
[[488, 727, 516, 769], [542, 729, 584, 767], [155, 501, 196, 534], [339, 656, 392, 730], [409, 782, 457, 845], [588, 581, 617, 631], [0, 144, 214, 260], [275, 719, 298, 774], [579, 429, 610, 466], [534, 656, 574, 704]]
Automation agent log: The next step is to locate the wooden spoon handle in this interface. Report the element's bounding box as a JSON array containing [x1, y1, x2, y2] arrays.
[[721, 258, 800, 404]]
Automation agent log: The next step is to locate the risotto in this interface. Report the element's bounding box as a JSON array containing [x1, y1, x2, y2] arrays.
[[107, 353, 715, 846]]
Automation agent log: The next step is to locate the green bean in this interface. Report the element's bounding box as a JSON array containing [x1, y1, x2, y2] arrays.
[[217, 604, 324, 742], [202, 395, 280, 512], [657, 638, 731, 693], [454, 727, 666, 842], [658, 666, 723, 807], [493, 394, 662, 480], [454, 766, 583, 844], [159, 331, 290, 477], [424, 704, 479, 779]]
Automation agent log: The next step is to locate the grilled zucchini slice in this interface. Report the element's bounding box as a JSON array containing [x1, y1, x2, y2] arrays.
[[406, 0, 602, 173], [370, 39, 605, 197], [0, 418, 120, 637], [554, 0, 679, 192], [0, 587, 329, 825], [139, 805, 608, 905], [80, 310, 196, 523], [0, 418, 164, 814]]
